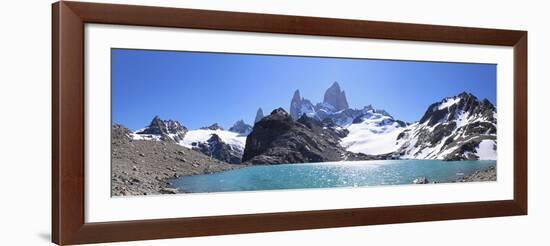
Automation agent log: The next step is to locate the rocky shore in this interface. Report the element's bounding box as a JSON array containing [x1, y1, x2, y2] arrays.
[[456, 166, 496, 182], [412, 165, 496, 184], [111, 124, 242, 196]]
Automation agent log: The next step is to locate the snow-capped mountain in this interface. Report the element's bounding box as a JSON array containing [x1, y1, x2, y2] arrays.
[[129, 86, 496, 164], [286, 82, 408, 155], [132, 116, 188, 143], [395, 92, 497, 160], [285, 83, 496, 160], [289, 82, 368, 125], [131, 116, 247, 164]]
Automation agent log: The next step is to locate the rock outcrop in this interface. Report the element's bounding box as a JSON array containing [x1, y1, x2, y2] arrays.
[[112, 124, 133, 142], [242, 108, 372, 164]]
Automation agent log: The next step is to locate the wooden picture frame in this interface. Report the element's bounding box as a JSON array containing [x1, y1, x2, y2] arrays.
[[52, 1, 527, 245]]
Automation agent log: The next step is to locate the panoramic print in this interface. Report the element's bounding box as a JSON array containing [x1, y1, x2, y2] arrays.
[[111, 49, 497, 196]]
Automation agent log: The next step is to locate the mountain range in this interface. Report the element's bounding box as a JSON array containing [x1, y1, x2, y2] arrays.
[[123, 81, 497, 164]]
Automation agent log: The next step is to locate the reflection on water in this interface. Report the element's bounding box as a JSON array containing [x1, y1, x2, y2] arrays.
[[170, 160, 496, 193]]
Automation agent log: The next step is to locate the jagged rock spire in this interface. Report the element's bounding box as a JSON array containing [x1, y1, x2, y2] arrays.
[[289, 89, 303, 119], [229, 120, 253, 135], [255, 108, 264, 123], [323, 82, 349, 111], [135, 115, 188, 142]]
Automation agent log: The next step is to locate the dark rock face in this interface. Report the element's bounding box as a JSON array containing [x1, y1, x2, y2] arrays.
[[321, 118, 350, 138], [135, 116, 188, 143], [191, 134, 243, 164], [254, 108, 264, 123], [200, 123, 224, 131], [242, 108, 372, 164], [323, 82, 349, 112], [228, 120, 253, 135], [429, 122, 457, 145]]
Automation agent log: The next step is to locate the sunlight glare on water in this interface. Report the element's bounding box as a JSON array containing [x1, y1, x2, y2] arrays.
[[169, 160, 496, 193]]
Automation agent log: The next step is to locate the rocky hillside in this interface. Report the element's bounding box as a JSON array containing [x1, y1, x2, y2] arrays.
[[242, 108, 373, 164], [396, 92, 497, 160], [111, 124, 240, 196]]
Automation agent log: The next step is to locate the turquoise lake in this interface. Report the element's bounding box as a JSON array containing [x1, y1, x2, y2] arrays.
[[170, 160, 496, 193]]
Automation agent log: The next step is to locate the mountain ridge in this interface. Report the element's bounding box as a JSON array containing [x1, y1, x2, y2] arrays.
[[124, 84, 497, 164]]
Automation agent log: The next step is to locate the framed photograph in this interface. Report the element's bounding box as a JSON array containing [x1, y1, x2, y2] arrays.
[[52, 1, 527, 245]]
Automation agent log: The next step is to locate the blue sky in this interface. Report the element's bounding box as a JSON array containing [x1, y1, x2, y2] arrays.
[[112, 49, 496, 131]]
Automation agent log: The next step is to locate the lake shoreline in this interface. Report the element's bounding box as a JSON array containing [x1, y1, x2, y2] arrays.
[[114, 156, 496, 195]]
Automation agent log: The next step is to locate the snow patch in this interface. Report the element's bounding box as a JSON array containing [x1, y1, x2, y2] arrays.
[[476, 139, 497, 160], [131, 133, 161, 141], [438, 97, 461, 110], [341, 114, 403, 155], [181, 129, 247, 151]]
